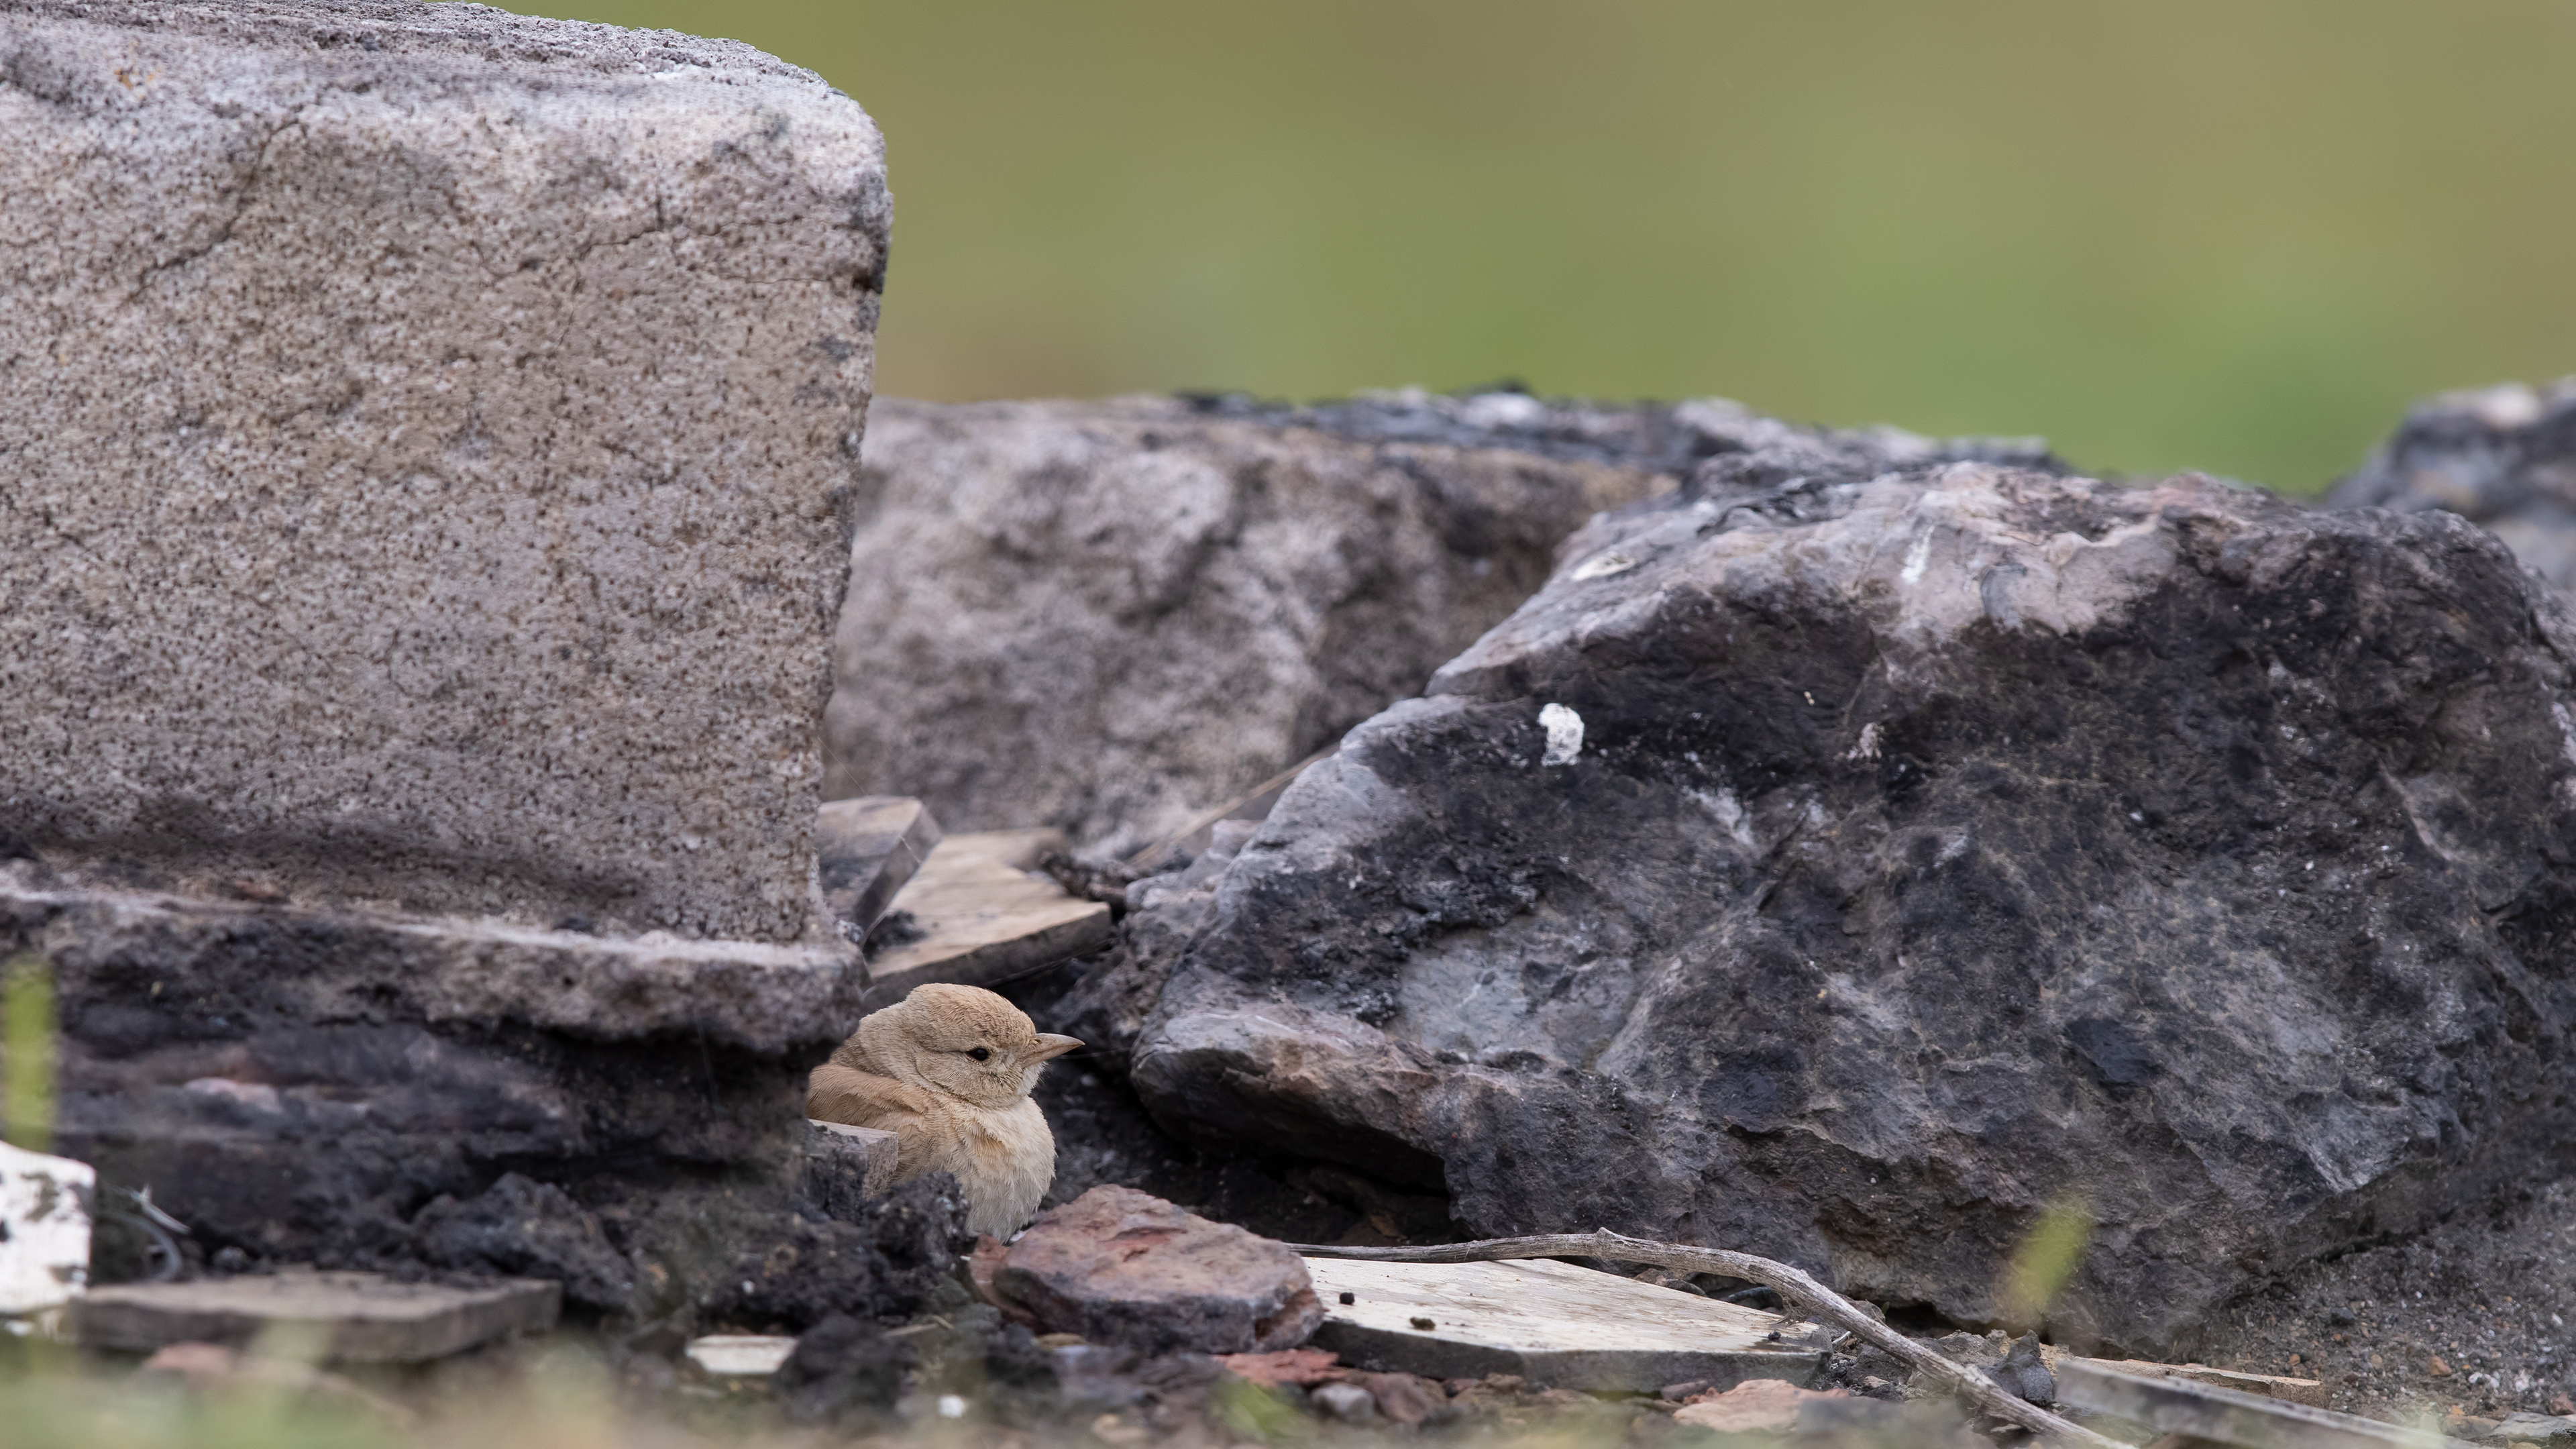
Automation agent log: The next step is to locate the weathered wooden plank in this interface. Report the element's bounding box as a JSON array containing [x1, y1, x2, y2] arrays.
[[1301, 1255, 1826, 1392], [2044, 1346, 2328, 1408], [73, 1270, 559, 1362], [816, 796, 943, 936], [863, 830, 1113, 1003], [2056, 1358, 2472, 1449]]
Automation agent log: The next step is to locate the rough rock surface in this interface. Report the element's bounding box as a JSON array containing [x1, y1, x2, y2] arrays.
[[994, 1185, 1324, 1354], [2195, 1175, 2576, 1421], [2330, 379, 2576, 595], [1131, 462, 2576, 1356], [4, 869, 890, 1305], [691, 1174, 969, 1334], [0, 0, 884, 940], [414, 1173, 635, 1313], [824, 392, 2051, 856]]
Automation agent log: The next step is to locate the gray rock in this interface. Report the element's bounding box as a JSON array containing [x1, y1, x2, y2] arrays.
[[824, 392, 2053, 857], [72, 1269, 560, 1362], [2489, 1413, 2576, 1448], [0, 0, 883, 942], [692, 1175, 970, 1333], [993, 1185, 1324, 1354], [414, 1173, 635, 1312], [1996, 1334, 2054, 1406], [7, 873, 860, 1052], [816, 798, 943, 940], [9, 877, 856, 1275], [2330, 379, 2576, 594], [800, 1119, 903, 1218], [1131, 464, 2576, 1356], [1311, 1381, 1378, 1421]]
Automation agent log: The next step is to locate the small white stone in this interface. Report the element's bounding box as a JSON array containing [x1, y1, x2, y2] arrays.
[[937, 1394, 968, 1418], [1538, 704, 1583, 767], [1, 1142, 95, 1314], [1459, 392, 1546, 430], [1312, 1382, 1377, 1421], [684, 1334, 798, 1377]]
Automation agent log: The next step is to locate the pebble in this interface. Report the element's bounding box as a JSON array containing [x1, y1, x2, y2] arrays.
[[1312, 1382, 1377, 1421]]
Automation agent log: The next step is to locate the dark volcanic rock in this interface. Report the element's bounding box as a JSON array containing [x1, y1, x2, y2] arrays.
[[0, 873, 894, 1314], [826, 392, 2052, 855], [1131, 464, 2576, 1356], [693, 1175, 969, 1334], [415, 1173, 636, 1312], [775, 1313, 916, 1426], [2330, 378, 2576, 593], [994, 1185, 1324, 1354]]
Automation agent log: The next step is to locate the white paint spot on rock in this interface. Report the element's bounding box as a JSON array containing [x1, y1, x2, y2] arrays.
[[1571, 550, 1638, 582], [183, 1077, 281, 1112], [1538, 704, 1584, 766], [1847, 722, 1882, 761], [1900, 523, 1935, 586]]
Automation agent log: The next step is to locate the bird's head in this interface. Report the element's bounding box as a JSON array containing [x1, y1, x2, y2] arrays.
[[856, 983, 1083, 1109]]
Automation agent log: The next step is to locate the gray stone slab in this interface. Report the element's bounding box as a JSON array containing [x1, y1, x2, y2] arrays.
[[0, 0, 885, 943], [2056, 1358, 2473, 1449], [5, 873, 860, 1051], [73, 1269, 561, 1362], [2488, 1414, 2576, 1448], [1300, 1256, 1825, 1393], [802, 1118, 901, 1217], [817, 798, 943, 937]]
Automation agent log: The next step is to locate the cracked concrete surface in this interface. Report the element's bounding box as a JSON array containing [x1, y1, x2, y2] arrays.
[[0, 0, 887, 941]]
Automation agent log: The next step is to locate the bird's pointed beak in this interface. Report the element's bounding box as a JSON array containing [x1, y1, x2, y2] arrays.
[[1030, 1033, 1084, 1062]]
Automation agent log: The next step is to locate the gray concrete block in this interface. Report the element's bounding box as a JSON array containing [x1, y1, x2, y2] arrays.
[[0, 0, 886, 943], [73, 1269, 561, 1362]]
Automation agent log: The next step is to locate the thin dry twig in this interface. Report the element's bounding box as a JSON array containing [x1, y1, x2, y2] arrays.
[[1289, 1229, 2123, 1449]]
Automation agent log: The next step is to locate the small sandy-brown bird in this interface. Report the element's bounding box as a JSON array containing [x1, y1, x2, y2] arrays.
[[806, 983, 1083, 1236]]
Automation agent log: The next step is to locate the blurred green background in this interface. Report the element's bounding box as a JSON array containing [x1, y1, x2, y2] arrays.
[[501, 0, 2576, 491]]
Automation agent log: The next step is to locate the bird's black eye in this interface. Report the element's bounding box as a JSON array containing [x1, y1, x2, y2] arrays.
[[967, 1047, 991, 1062]]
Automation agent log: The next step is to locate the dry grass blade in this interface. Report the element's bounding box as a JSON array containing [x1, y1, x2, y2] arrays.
[[1290, 1228, 2125, 1449]]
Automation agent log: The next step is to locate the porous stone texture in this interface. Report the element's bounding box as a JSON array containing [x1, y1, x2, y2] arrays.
[[3, 864, 873, 1295], [2330, 378, 2576, 595], [690, 1173, 969, 1333], [1130, 463, 2576, 1356], [801, 1118, 902, 1217], [0, 0, 887, 941], [993, 1185, 1324, 1354], [415, 1172, 636, 1312], [824, 392, 2053, 857]]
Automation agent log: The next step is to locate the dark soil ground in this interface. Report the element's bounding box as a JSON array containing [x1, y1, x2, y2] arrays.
[[2192, 1176, 2576, 1428]]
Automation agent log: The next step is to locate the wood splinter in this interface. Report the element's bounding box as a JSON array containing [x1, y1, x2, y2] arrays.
[[1291, 1229, 2124, 1449]]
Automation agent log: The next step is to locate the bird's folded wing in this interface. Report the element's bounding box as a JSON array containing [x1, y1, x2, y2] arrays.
[[807, 1061, 934, 1134]]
